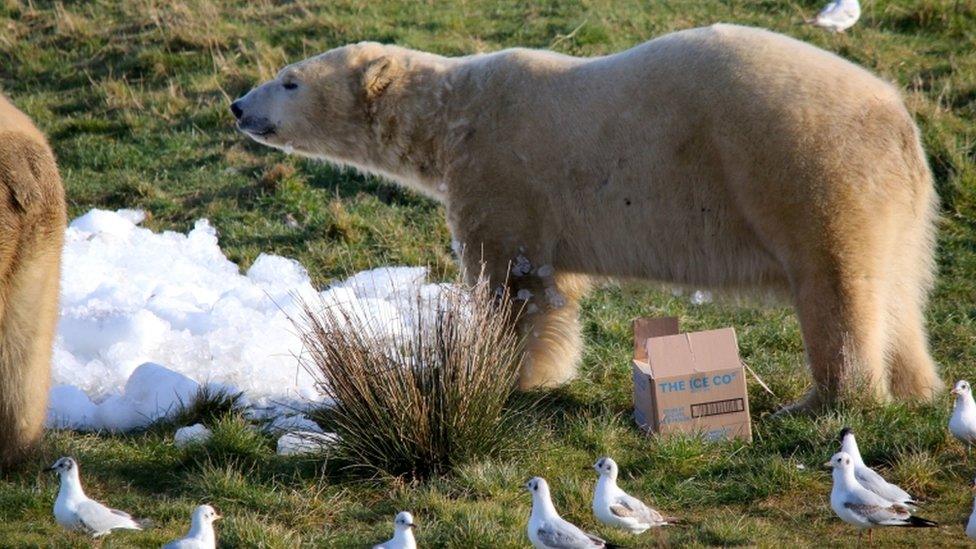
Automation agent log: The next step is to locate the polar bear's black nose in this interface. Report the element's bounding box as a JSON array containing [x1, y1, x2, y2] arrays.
[[230, 101, 243, 120]]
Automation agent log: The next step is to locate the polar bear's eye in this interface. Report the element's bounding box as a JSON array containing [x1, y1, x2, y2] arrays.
[[283, 82, 298, 90]]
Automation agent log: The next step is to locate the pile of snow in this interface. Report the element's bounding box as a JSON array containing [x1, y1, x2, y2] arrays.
[[46, 209, 452, 432], [174, 423, 212, 447]]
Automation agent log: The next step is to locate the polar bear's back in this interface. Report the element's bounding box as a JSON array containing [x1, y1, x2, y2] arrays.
[[447, 24, 930, 287]]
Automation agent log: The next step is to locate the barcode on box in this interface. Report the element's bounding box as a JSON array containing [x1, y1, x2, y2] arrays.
[[691, 398, 745, 418]]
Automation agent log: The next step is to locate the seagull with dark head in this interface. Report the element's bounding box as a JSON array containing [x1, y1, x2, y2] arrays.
[[837, 428, 917, 508], [47, 457, 145, 538]]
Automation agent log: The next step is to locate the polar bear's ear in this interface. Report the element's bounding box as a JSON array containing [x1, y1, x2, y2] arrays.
[[362, 56, 400, 104]]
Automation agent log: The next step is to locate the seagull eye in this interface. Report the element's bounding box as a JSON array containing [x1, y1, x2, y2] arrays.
[[283, 82, 298, 90]]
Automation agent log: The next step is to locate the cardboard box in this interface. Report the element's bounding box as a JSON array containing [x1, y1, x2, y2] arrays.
[[632, 317, 752, 442]]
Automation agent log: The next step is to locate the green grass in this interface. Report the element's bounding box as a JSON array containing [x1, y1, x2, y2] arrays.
[[1, 0, 975, 546]]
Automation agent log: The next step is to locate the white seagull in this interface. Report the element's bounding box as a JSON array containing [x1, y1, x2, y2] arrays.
[[950, 380, 976, 453], [47, 456, 145, 538], [526, 477, 619, 548], [967, 478, 976, 540], [838, 428, 917, 508], [372, 511, 417, 549], [162, 505, 221, 549], [806, 0, 861, 33], [592, 457, 676, 534], [826, 452, 936, 543]]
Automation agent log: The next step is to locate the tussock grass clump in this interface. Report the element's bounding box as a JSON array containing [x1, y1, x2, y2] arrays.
[[298, 276, 531, 478], [171, 385, 246, 429]]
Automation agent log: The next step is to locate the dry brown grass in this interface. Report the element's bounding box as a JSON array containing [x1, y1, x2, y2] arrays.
[[297, 273, 534, 478]]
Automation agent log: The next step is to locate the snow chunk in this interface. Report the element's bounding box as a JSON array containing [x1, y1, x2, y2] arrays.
[[511, 255, 532, 277], [69, 208, 143, 236], [267, 414, 324, 434], [95, 363, 200, 432], [174, 423, 212, 447], [46, 385, 97, 430], [339, 267, 427, 300], [276, 431, 338, 456], [545, 287, 566, 308], [691, 290, 713, 305]]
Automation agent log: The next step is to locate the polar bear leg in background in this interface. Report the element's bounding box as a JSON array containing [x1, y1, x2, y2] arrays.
[[0, 97, 66, 467]]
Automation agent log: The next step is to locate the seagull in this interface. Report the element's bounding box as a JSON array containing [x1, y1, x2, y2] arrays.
[[806, 0, 861, 33], [826, 452, 936, 543], [162, 505, 221, 549], [967, 478, 976, 540], [47, 456, 145, 538], [950, 380, 976, 457], [592, 457, 676, 534], [838, 428, 917, 508], [526, 477, 620, 548], [372, 511, 417, 549]]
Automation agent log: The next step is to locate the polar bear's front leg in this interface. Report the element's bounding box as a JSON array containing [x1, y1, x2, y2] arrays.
[[516, 270, 590, 389], [455, 235, 589, 390]]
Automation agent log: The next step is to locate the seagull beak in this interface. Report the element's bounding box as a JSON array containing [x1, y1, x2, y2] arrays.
[[823, 461, 833, 468], [408, 523, 416, 528], [952, 389, 961, 396], [43, 466, 55, 472], [214, 514, 223, 521]]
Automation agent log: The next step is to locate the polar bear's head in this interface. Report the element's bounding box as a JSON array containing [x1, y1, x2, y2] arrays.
[[230, 42, 404, 165]]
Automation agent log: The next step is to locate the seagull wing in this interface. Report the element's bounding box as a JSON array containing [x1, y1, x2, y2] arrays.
[[818, 0, 842, 17], [854, 466, 914, 505], [841, 486, 935, 527], [609, 494, 668, 526], [843, 502, 913, 526], [536, 518, 606, 548], [75, 499, 141, 536]]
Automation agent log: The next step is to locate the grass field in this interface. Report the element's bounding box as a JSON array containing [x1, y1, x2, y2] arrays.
[[1, 0, 975, 546]]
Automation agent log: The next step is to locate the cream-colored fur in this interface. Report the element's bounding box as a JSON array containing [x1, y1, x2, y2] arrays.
[[0, 94, 66, 466], [232, 24, 940, 408]]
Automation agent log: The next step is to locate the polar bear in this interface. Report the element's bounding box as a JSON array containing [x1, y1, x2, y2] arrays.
[[232, 24, 939, 410], [0, 94, 65, 465]]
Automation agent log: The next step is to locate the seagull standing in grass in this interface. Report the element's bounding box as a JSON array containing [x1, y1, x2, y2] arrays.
[[47, 457, 145, 538], [967, 478, 976, 540], [592, 457, 676, 534], [372, 511, 417, 549], [162, 505, 221, 549], [526, 477, 619, 548], [950, 380, 976, 456], [826, 452, 936, 543], [838, 428, 917, 508], [806, 0, 861, 32]]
